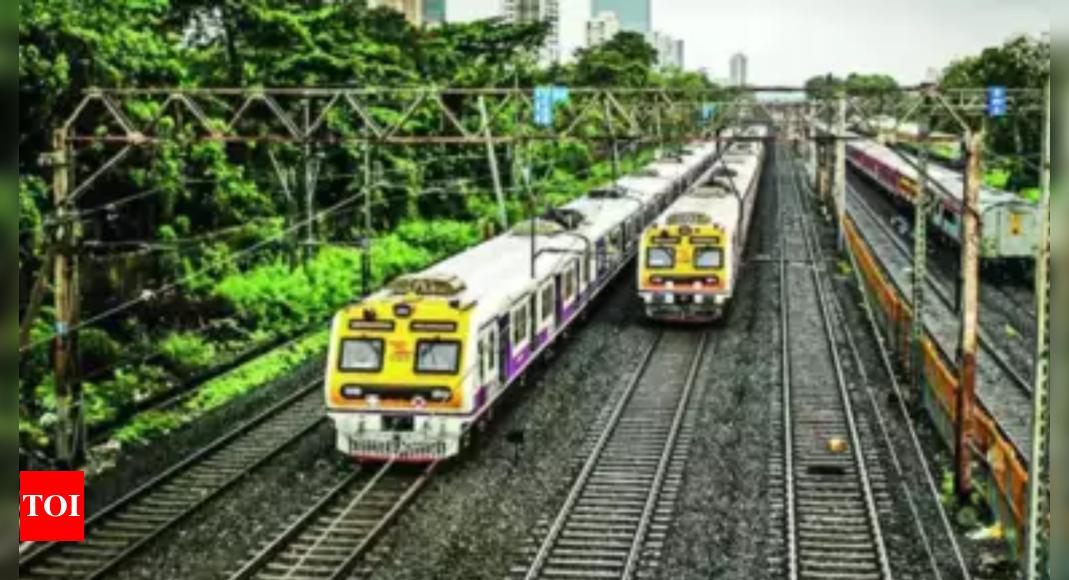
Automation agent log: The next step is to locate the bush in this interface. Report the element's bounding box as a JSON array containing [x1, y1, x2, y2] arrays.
[[113, 332, 329, 445], [159, 332, 218, 376]]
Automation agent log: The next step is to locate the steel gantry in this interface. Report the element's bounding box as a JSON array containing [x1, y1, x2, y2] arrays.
[[25, 83, 1046, 489]]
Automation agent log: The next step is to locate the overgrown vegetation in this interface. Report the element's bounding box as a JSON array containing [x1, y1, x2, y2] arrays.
[[19, 4, 684, 461]]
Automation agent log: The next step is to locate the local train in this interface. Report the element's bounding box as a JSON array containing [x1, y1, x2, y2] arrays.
[[638, 126, 769, 321], [845, 135, 1040, 261], [324, 139, 728, 462]]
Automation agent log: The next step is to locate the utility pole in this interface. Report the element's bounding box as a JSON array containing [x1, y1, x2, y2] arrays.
[[1023, 80, 1050, 580], [955, 128, 983, 498], [301, 99, 320, 266], [479, 96, 509, 231], [48, 129, 83, 469], [361, 142, 373, 300], [834, 94, 848, 249], [911, 99, 931, 393]]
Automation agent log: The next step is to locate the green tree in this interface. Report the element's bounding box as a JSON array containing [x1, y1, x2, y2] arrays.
[[574, 31, 659, 87]]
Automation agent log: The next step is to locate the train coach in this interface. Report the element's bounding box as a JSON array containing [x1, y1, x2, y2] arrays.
[[845, 135, 1040, 262], [324, 140, 723, 462], [638, 126, 768, 322]]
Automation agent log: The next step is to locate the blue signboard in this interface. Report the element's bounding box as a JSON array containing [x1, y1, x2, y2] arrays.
[[987, 86, 1007, 117], [534, 86, 569, 127], [702, 103, 717, 121]]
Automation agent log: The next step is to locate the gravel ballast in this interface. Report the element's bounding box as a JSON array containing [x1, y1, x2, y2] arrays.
[[358, 279, 657, 580]]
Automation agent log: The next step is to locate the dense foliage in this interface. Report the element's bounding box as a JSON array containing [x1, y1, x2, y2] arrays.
[[19, 1, 695, 460]]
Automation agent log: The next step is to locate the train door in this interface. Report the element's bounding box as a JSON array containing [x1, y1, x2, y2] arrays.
[[478, 324, 501, 397], [535, 280, 555, 347]]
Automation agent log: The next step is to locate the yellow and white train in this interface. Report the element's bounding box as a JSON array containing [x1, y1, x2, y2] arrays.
[[638, 126, 769, 321], [325, 141, 724, 462]]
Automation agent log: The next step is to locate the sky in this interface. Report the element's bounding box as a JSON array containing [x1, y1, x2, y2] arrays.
[[446, 0, 1051, 86]]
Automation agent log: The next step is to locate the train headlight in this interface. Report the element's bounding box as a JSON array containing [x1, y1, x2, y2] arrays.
[[341, 386, 364, 400], [430, 389, 453, 403], [705, 276, 720, 285], [650, 276, 665, 285], [367, 395, 381, 408]]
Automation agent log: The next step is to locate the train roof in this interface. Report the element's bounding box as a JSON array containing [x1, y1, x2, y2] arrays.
[[847, 137, 1032, 210], [650, 134, 765, 235], [366, 141, 721, 329]]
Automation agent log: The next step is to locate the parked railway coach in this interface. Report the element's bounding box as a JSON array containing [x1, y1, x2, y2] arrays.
[[834, 129, 1041, 262], [638, 127, 768, 322], [324, 141, 722, 462]]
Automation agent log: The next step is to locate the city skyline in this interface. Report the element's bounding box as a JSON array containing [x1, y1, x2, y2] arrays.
[[730, 53, 748, 87], [446, 0, 1049, 84], [591, 0, 652, 33]]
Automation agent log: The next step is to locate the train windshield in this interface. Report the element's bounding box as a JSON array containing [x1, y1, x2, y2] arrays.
[[341, 339, 384, 372], [415, 341, 461, 375], [647, 247, 675, 269], [694, 248, 724, 270]]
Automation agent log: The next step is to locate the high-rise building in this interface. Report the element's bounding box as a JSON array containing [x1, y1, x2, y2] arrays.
[[370, 0, 424, 27], [673, 39, 685, 70], [502, 0, 561, 64], [423, 0, 446, 26], [586, 11, 621, 47], [730, 53, 749, 87], [591, 0, 651, 34], [647, 31, 683, 69]]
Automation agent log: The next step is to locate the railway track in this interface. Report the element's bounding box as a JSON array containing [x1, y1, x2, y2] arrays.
[[775, 150, 893, 580], [846, 179, 1034, 396], [19, 381, 326, 580], [510, 331, 708, 580], [227, 463, 435, 580]]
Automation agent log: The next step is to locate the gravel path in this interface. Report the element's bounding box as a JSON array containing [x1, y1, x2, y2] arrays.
[[357, 279, 658, 580]]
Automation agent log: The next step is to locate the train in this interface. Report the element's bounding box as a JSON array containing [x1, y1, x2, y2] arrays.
[[845, 134, 1039, 261], [638, 126, 768, 321], [324, 138, 730, 462]]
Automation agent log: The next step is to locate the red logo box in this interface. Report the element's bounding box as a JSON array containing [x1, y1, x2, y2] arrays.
[[20, 472, 85, 542]]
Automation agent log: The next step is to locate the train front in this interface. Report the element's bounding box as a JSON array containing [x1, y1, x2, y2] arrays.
[[638, 222, 731, 322], [325, 285, 475, 463]]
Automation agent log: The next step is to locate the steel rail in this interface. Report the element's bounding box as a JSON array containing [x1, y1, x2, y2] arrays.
[[19, 379, 326, 580], [780, 144, 893, 580], [788, 150, 971, 580], [846, 183, 1033, 396]]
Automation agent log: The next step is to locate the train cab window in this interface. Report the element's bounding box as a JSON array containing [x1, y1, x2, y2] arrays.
[[694, 248, 725, 270], [647, 247, 675, 269], [415, 341, 461, 374], [539, 283, 555, 325], [340, 339, 384, 372], [512, 302, 531, 348]]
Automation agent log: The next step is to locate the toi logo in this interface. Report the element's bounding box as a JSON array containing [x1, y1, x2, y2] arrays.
[[20, 471, 85, 542]]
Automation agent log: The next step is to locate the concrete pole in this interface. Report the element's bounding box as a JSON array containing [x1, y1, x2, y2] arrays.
[[1023, 80, 1050, 580], [479, 96, 509, 231], [51, 129, 81, 469], [955, 129, 983, 498], [835, 95, 848, 249], [911, 114, 931, 394]]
